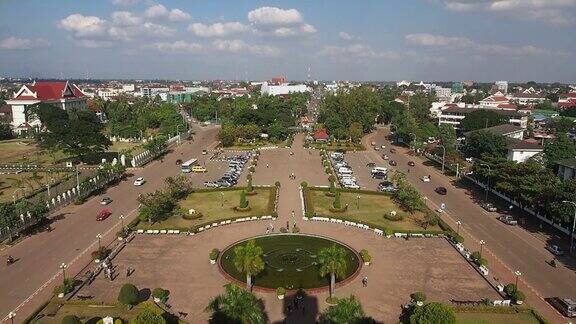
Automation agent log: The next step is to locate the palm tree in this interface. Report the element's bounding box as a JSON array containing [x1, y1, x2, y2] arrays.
[[318, 244, 348, 299], [205, 283, 264, 324], [233, 240, 264, 291], [319, 295, 373, 324]]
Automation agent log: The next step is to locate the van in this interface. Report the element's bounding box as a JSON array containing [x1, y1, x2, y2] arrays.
[[371, 167, 388, 174]]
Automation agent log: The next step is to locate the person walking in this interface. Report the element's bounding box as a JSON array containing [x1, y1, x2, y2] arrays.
[[362, 276, 368, 287]]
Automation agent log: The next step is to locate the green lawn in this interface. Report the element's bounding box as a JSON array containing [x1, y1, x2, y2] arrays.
[[109, 141, 145, 155], [307, 188, 441, 232], [0, 139, 70, 165], [137, 187, 274, 231], [0, 171, 74, 203], [32, 301, 166, 324], [455, 311, 540, 324]]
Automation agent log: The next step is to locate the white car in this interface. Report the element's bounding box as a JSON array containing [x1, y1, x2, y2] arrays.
[[344, 183, 361, 189], [381, 145, 386, 149], [133, 177, 145, 186], [421, 176, 431, 182]]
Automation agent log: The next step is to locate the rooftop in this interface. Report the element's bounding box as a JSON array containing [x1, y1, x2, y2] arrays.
[[464, 124, 524, 137]]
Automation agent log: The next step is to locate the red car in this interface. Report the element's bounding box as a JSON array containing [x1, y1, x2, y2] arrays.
[[96, 209, 112, 221]]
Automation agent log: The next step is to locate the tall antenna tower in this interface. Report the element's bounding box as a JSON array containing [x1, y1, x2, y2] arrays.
[[307, 66, 311, 83]]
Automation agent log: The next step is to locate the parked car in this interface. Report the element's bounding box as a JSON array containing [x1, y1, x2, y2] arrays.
[[379, 181, 397, 192], [389, 160, 397, 166], [202, 150, 208, 155], [498, 215, 518, 225], [481, 202, 497, 212], [175, 159, 182, 165], [366, 162, 376, 167], [435, 186, 447, 195], [381, 145, 386, 149], [100, 197, 113, 205], [204, 181, 219, 188], [408, 161, 415, 167], [374, 146, 380, 151], [215, 179, 232, 187], [546, 244, 564, 256], [133, 177, 145, 186], [372, 172, 387, 180], [421, 175, 431, 182], [96, 209, 112, 221], [382, 154, 389, 160], [344, 183, 360, 189], [547, 297, 576, 317]]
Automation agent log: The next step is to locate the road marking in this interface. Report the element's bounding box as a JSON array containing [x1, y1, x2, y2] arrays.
[[1, 207, 138, 323]]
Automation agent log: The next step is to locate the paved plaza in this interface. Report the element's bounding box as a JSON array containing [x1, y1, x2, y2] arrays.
[[75, 134, 498, 323]]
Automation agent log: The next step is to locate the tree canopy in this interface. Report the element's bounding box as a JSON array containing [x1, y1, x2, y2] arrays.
[[319, 295, 374, 324], [460, 110, 508, 132], [409, 302, 456, 324], [463, 131, 507, 159], [205, 284, 264, 324]]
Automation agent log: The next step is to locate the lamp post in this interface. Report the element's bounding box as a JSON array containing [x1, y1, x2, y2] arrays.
[[456, 220, 462, 236], [514, 270, 521, 291], [96, 233, 102, 250], [357, 195, 361, 210], [438, 144, 446, 173], [76, 165, 81, 196], [119, 214, 125, 230], [12, 187, 26, 204], [561, 200, 576, 254], [8, 312, 15, 324], [479, 163, 491, 203], [220, 192, 224, 208], [59, 263, 67, 283], [479, 240, 486, 256], [408, 132, 416, 153]]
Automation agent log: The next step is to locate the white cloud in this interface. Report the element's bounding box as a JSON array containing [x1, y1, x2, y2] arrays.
[[405, 33, 553, 56], [111, 11, 142, 26], [272, 24, 316, 37], [111, 0, 139, 6], [0, 37, 50, 50], [320, 44, 399, 60], [212, 39, 280, 56], [58, 14, 107, 38], [144, 4, 190, 21], [188, 22, 248, 38], [248, 7, 303, 25], [339, 32, 354, 41], [149, 41, 203, 53], [442, 0, 576, 25]]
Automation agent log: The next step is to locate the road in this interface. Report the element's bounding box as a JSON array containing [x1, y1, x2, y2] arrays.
[[363, 127, 576, 322], [0, 124, 220, 322]]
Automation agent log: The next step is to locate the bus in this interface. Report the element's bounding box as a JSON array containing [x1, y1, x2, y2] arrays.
[[181, 158, 198, 173]]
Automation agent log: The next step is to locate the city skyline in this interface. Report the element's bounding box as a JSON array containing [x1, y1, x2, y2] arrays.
[[1, 0, 575, 82]]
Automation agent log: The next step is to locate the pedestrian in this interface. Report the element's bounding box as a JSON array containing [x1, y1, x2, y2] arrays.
[[286, 221, 289, 230], [126, 267, 130, 277], [362, 276, 368, 287], [266, 163, 269, 168], [266, 228, 270, 235]]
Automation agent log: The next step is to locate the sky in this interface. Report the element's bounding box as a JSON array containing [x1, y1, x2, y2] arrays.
[[0, 0, 575, 82]]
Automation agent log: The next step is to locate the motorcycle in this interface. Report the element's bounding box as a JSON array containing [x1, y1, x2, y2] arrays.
[[6, 256, 15, 265]]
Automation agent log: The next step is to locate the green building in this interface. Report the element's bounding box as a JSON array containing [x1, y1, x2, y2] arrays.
[[168, 91, 207, 104], [452, 82, 464, 94]]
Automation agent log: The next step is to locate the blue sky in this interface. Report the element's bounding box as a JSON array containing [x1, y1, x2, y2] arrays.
[[0, 0, 575, 82]]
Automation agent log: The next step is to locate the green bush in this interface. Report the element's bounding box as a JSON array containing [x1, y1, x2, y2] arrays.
[[410, 291, 426, 303], [54, 278, 75, 296], [280, 227, 288, 233], [384, 212, 403, 221], [277, 287, 286, 296], [61, 315, 82, 324], [384, 228, 394, 236], [471, 251, 482, 262], [511, 290, 525, 302], [239, 190, 249, 209], [133, 307, 166, 324], [91, 247, 111, 260], [118, 283, 139, 307], [333, 191, 342, 209], [504, 284, 517, 296], [292, 225, 300, 233], [275, 181, 281, 187], [359, 249, 371, 263], [210, 248, 220, 260], [409, 302, 455, 324], [152, 288, 169, 303]]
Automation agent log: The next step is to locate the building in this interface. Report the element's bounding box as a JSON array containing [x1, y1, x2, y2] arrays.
[[396, 80, 411, 87], [495, 81, 508, 94], [558, 92, 576, 109], [271, 76, 287, 85], [312, 129, 329, 142], [434, 86, 452, 100], [479, 91, 509, 107], [511, 88, 546, 105], [557, 158, 576, 181], [451, 82, 464, 94], [463, 124, 525, 140], [438, 107, 528, 129], [506, 139, 543, 163], [6, 81, 87, 133], [260, 82, 310, 96], [141, 86, 169, 98]]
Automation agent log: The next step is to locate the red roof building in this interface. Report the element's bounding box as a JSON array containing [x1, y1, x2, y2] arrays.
[[271, 76, 286, 85], [6, 81, 88, 133], [312, 129, 329, 142]]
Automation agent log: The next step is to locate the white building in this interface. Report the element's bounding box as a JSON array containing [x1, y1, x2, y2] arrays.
[[495, 81, 508, 94], [396, 80, 411, 87], [434, 86, 452, 100], [260, 82, 310, 96], [506, 139, 543, 163], [438, 107, 528, 129], [141, 87, 169, 98], [479, 91, 510, 108], [121, 84, 135, 92], [6, 81, 87, 133]]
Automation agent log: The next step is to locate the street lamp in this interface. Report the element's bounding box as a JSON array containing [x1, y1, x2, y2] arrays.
[[438, 144, 446, 173], [561, 200, 576, 254], [8, 312, 15, 324], [76, 165, 81, 196], [96, 233, 102, 250], [514, 270, 521, 291], [357, 195, 361, 210], [220, 192, 224, 208], [479, 163, 491, 203], [119, 214, 125, 230], [456, 220, 462, 236], [479, 240, 486, 256], [12, 187, 26, 204], [59, 263, 67, 283], [408, 132, 417, 153]]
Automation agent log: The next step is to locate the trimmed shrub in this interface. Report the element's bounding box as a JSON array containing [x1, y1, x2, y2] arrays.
[[277, 287, 286, 296], [239, 190, 249, 209], [333, 191, 342, 209], [210, 248, 220, 260], [61, 315, 82, 324], [152, 288, 169, 303], [275, 181, 281, 187], [511, 290, 525, 302], [54, 278, 75, 296], [300, 181, 308, 188], [359, 249, 371, 263], [384, 212, 403, 221], [118, 283, 139, 307], [410, 291, 427, 303], [409, 302, 455, 324], [292, 225, 300, 233], [91, 247, 111, 260], [280, 227, 288, 233]]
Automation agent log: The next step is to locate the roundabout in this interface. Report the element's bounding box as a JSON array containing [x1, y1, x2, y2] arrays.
[[219, 234, 361, 290]]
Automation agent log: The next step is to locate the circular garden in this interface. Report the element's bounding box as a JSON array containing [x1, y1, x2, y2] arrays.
[[219, 234, 360, 290]]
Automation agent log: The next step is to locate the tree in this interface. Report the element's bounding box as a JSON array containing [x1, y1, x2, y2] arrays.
[[138, 190, 175, 223], [246, 174, 254, 192], [61, 315, 82, 324], [133, 307, 166, 324], [233, 240, 264, 291], [409, 302, 456, 324], [333, 190, 342, 209], [164, 175, 193, 199], [544, 133, 576, 168], [393, 173, 424, 213], [463, 131, 507, 159], [319, 295, 373, 324], [219, 123, 237, 147], [118, 283, 139, 308], [239, 190, 249, 208], [0, 121, 12, 140], [143, 135, 167, 154], [460, 110, 508, 132], [438, 124, 457, 152], [348, 122, 363, 143], [30, 104, 112, 159], [205, 284, 264, 324], [318, 245, 349, 299]]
